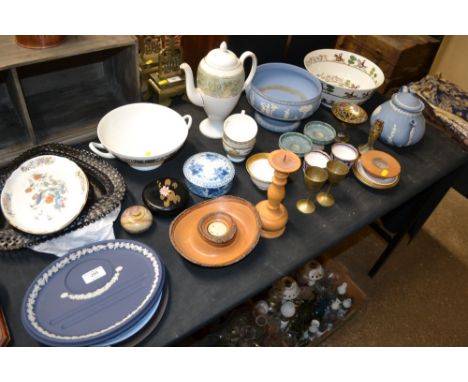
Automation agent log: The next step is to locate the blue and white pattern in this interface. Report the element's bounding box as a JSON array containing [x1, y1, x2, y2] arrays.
[[183, 152, 235, 198]]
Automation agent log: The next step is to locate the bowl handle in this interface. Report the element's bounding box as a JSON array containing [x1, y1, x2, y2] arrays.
[[89, 142, 116, 159], [182, 114, 192, 130]]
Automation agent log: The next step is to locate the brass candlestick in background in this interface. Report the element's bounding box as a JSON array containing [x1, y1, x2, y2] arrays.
[[256, 149, 301, 239], [359, 119, 384, 154], [296, 166, 328, 214], [316, 160, 349, 208]]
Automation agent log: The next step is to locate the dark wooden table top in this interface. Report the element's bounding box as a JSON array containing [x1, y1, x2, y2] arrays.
[[0, 94, 466, 346]]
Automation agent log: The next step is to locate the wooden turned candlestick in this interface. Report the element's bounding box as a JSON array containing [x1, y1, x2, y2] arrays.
[[256, 149, 301, 239]]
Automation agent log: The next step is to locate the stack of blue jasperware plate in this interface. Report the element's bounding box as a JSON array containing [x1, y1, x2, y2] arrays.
[[21, 239, 167, 346]]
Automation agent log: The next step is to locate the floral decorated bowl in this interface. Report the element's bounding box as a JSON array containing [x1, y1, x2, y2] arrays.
[[183, 152, 235, 198], [90, 103, 192, 171], [304, 49, 385, 108], [246, 63, 322, 132]]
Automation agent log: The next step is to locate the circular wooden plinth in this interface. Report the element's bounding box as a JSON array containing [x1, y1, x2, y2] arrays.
[[256, 200, 288, 239]]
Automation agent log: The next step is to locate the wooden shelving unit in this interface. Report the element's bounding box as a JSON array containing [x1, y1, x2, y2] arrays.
[[0, 36, 140, 165]]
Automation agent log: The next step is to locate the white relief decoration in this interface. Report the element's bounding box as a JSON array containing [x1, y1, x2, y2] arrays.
[[299, 105, 313, 117], [249, 93, 255, 106], [373, 105, 382, 116], [407, 127, 416, 146], [389, 101, 414, 117], [260, 102, 278, 116], [283, 109, 290, 119], [25, 241, 162, 341], [388, 124, 398, 144], [60, 266, 123, 301]]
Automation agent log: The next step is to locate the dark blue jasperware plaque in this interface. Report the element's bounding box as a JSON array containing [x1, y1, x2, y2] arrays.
[[21, 239, 165, 346]]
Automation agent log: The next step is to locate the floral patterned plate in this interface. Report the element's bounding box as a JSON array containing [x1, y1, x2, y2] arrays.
[[0, 155, 89, 235]]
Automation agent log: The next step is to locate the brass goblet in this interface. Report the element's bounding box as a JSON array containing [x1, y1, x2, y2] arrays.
[[316, 160, 349, 208], [296, 166, 328, 214]]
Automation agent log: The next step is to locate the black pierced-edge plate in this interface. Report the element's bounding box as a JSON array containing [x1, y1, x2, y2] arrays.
[[0, 143, 126, 251]]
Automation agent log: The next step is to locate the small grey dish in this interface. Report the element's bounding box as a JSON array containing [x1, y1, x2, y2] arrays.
[[278, 132, 314, 157]]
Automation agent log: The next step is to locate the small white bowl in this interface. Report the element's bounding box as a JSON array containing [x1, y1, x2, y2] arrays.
[[303, 150, 332, 172], [331, 143, 359, 168], [246, 153, 275, 191], [90, 103, 192, 171], [223, 110, 258, 163]]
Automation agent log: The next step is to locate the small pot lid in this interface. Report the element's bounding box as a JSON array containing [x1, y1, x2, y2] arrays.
[[303, 121, 336, 145], [204, 42, 240, 70], [360, 150, 401, 179], [142, 177, 189, 216], [21, 239, 165, 346], [391, 86, 424, 113], [278, 132, 314, 157], [183, 152, 235, 189]]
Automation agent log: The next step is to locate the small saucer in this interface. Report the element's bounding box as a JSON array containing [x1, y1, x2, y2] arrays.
[[303, 121, 336, 145], [331, 102, 368, 124], [353, 159, 400, 189], [142, 177, 189, 216], [279, 132, 314, 157], [360, 150, 401, 179]]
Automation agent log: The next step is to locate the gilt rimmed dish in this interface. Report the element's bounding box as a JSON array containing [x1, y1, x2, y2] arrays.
[[353, 159, 400, 189]]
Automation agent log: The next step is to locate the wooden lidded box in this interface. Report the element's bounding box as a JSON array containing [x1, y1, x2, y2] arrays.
[[336, 35, 440, 94]]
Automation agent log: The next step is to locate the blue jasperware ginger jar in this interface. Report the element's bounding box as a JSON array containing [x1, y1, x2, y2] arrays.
[[370, 86, 426, 147]]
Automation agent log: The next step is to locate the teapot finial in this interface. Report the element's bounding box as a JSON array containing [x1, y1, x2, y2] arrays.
[[220, 41, 228, 52]]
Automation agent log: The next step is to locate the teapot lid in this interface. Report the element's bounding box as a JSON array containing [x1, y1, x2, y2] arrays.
[[391, 86, 424, 113], [204, 42, 240, 70]]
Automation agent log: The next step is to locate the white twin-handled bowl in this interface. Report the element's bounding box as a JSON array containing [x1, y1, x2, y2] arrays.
[[89, 103, 192, 171]]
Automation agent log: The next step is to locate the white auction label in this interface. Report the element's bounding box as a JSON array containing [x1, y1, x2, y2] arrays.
[[82, 266, 107, 285], [167, 76, 182, 83]]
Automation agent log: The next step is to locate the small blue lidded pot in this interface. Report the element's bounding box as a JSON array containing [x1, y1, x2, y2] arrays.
[[183, 152, 235, 198]]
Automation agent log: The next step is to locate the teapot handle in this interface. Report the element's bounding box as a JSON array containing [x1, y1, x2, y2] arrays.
[[240, 51, 257, 91]]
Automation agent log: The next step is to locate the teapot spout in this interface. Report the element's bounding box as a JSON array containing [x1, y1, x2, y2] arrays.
[[180, 63, 204, 107]]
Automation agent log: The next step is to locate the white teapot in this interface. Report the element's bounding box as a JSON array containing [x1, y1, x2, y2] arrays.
[[180, 42, 257, 139]]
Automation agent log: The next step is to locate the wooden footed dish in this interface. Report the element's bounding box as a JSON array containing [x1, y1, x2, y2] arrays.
[[169, 196, 261, 267]]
